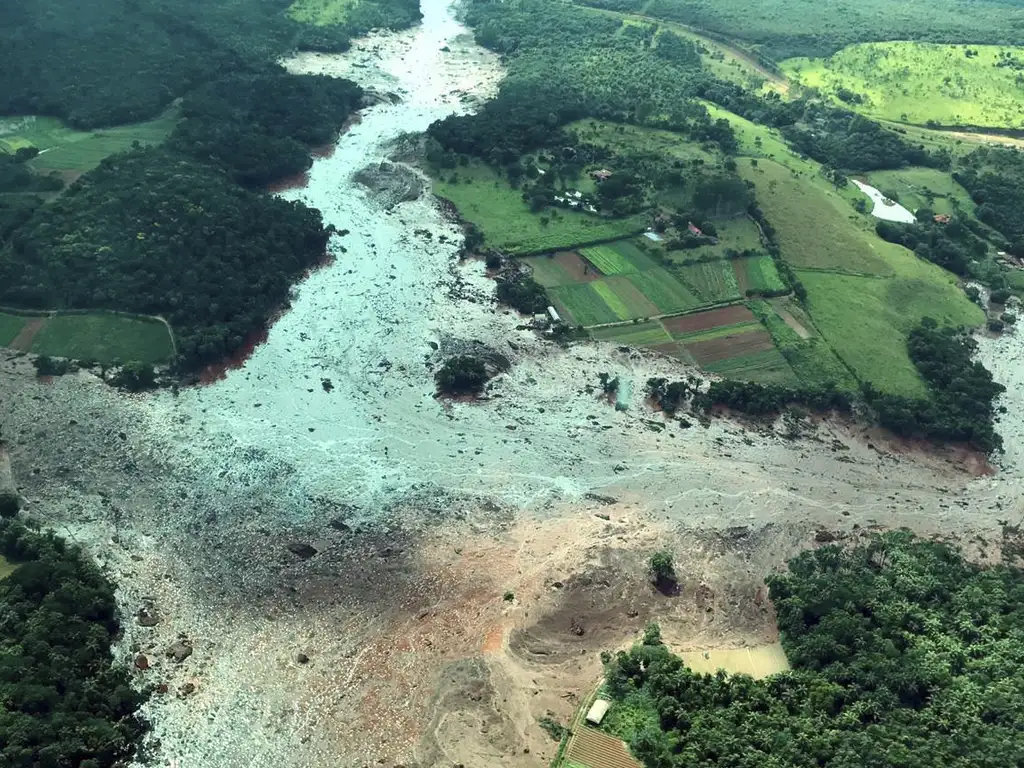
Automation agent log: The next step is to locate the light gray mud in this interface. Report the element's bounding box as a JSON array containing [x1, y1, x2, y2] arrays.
[[1, 1, 1022, 766]]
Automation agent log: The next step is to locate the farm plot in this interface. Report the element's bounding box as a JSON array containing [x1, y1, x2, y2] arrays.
[[525, 251, 599, 288], [625, 268, 702, 314], [0, 311, 175, 365], [549, 283, 625, 326], [685, 328, 776, 364], [564, 727, 642, 768], [579, 240, 658, 275], [677, 259, 741, 302], [591, 321, 672, 347], [734, 254, 786, 294], [704, 348, 799, 385], [662, 305, 756, 337]]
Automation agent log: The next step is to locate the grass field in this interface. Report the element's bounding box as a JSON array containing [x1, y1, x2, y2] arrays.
[[550, 284, 627, 326], [783, 43, 1024, 129], [704, 347, 799, 385], [677, 259, 741, 302], [287, 0, 357, 25], [0, 311, 175, 365], [735, 254, 786, 293], [0, 555, 18, 581], [672, 320, 762, 343], [0, 111, 178, 172], [797, 250, 984, 395], [863, 167, 975, 217], [0, 313, 26, 346], [567, 119, 717, 167], [432, 161, 645, 254], [664, 216, 764, 264], [738, 159, 897, 275]]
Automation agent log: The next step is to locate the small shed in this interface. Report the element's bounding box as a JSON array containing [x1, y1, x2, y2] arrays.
[[547, 305, 561, 323], [687, 222, 704, 236], [586, 699, 611, 725], [590, 169, 613, 182]]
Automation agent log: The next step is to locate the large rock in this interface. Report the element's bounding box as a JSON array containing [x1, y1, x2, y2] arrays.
[[353, 161, 425, 209]]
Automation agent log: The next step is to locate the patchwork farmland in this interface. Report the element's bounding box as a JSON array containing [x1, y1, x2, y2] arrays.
[[525, 238, 803, 384]]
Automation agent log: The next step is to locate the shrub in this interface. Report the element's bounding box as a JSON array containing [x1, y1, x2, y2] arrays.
[[435, 355, 489, 395]]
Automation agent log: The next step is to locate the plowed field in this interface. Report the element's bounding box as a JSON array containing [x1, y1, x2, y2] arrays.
[[686, 329, 775, 364], [565, 727, 642, 768], [662, 305, 754, 336]]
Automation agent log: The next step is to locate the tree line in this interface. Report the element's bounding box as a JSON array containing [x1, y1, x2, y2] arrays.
[[0, 515, 148, 767], [604, 532, 1024, 767]]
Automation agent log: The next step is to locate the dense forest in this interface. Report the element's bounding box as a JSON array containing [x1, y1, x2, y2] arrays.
[[605, 532, 1024, 767], [0, 516, 147, 767], [0, 0, 415, 373], [571, 0, 1024, 59], [0, 149, 332, 369], [0, 0, 418, 128], [955, 148, 1024, 255]]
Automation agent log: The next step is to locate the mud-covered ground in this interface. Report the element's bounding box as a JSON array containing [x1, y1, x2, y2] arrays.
[[3, 1, 1024, 766]]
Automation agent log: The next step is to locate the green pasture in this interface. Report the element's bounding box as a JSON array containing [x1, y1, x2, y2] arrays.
[[287, 0, 357, 25], [738, 254, 786, 292], [567, 119, 717, 167], [783, 43, 1024, 129], [677, 259, 741, 302], [739, 159, 897, 275], [664, 216, 763, 264], [591, 320, 672, 346], [0, 112, 178, 172], [704, 347, 799, 386], [432, 161, 645, 254], [797, 248, 983, 396], [550, 283, 624, 326], [862, 167, 975, 217], [0, 313, 27, 346], [626, 268, 702, 314]]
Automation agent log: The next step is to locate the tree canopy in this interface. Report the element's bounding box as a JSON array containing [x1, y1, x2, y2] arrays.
[[0, 517, 147, 767], [604, 532, 1024, 767]]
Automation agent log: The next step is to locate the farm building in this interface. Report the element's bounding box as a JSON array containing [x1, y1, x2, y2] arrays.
[[547, 305, 561, 323], [934, 214, 951, 224], [585, 699, 611, 725], [590, 169, 613, 182], [687, 222, 703, 236]]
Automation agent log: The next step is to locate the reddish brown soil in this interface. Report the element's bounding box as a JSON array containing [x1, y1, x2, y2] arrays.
[[733, 260, 751, 293], [9, 317, 48, 351], [554, 250, 600, 282], [686, 329, 774, 364], [266, 170, 311, 194], [567, 727, 642, 768], [663, 304, 754, 336]]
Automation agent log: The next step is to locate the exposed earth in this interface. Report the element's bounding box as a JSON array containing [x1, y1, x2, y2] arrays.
[[2, 2, 1024, 767]]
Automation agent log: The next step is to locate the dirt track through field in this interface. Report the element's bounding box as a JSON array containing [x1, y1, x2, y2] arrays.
[[8, 317, 47, 351]]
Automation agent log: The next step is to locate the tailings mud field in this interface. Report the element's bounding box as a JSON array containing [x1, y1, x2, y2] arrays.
[[2, 2, 1023, 766]]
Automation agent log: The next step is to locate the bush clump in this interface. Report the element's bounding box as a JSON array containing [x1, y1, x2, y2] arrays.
[[435, 355, 489, 395]]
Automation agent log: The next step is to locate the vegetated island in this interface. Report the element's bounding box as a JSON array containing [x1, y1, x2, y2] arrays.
[[420, 0, 1023, 453], [581, 532, 1024, 768]]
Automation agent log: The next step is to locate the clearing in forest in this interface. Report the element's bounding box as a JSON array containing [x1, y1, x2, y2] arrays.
[[287, 0, 358, 26], [0, 311, 175, 365], [432, 160, 645, 254], [782, 42, 1024, 129], [0, 112, 178, 172], [679, 642, 790, 679], [863, 167, 975, 217]]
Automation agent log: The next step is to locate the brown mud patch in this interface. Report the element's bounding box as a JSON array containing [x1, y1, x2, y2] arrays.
[[266, 170, 312, 194], [554, 250, 601, 282], [686, 329, 774, 364]]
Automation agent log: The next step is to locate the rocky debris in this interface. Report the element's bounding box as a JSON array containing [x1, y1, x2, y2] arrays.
[[179, 682, 196, 697], [353, 161, 425, 208], [814, 529, 837, 543], [167, 641, 193, 664], [287, 542, 319, 559], [296, 652, 310, 664], [569, 618, 585, 636], [135, 654, 150, 671], [136, 608, 160, 627]]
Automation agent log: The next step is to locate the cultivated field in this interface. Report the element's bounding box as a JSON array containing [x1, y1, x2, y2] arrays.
[[433, 161, 645, 254], [0, 112, 178, 172], [677, 259, 741, 303], [783, 43, 1024, 129], [0, 311, 175, 365], [563, 727, 641, 768], [734, 254, 786, 293], [679, 642, 790, 678]]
